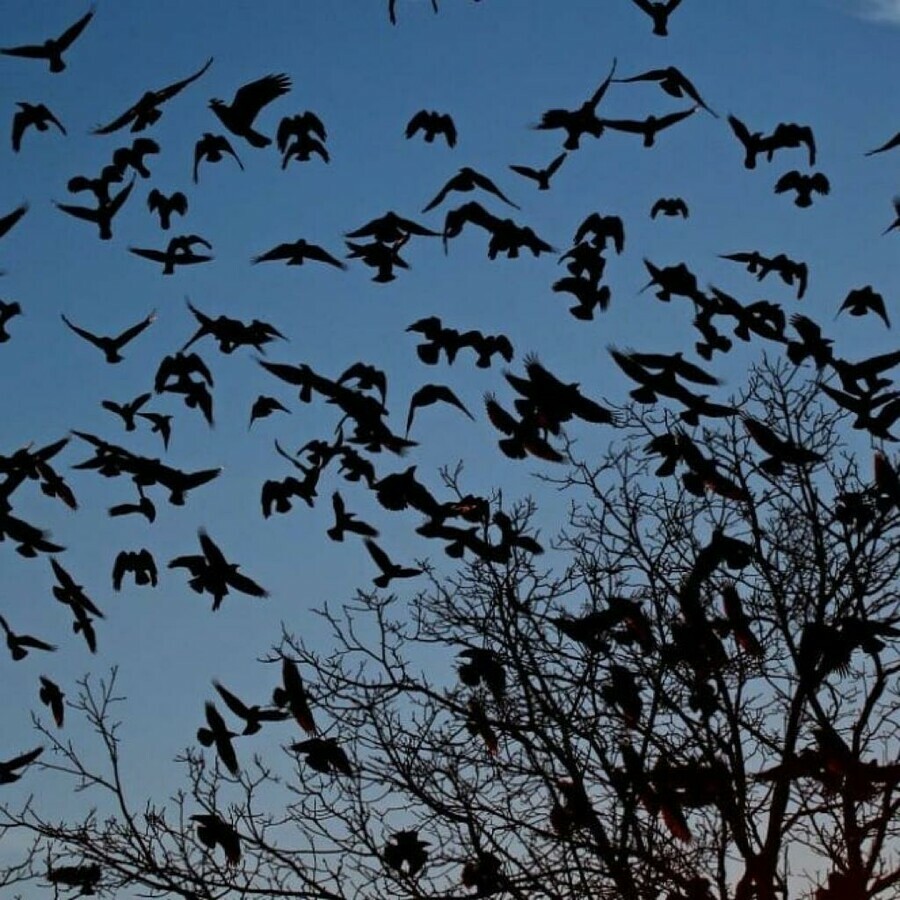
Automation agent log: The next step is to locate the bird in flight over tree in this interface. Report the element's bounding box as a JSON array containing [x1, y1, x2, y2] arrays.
[[209, 73, 291, 148], [92, 57, 213, 134], [1, 6, 94, 73]]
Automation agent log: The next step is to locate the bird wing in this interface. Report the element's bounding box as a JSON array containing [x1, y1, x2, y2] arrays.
[[61, 314, 103, 348], [546, 152, 567, 176], [438, 114, 458, 146], [509, 164, 540, 181], [2, 746, 43, 770], [108, 178, 136, 216], [0, 202, 28, 239], [810, 172, 830, 194], [405, 110, 430, 139], [657, 107, 697, 129], [629, 0, 655, 15], [198, 529, 230, 571], [230, 73, 291, 123], [11, 111, 28, 152], [113, 311, 156, 347], [1, 44, 49, 60], [226, 569, 269, 598], [155, 56, 214, 103], [213, 681, 252, 719], [364, 539, 392, 573], [304, 242, 347, 268], [56, 7, 95, 51], [650, 199, 664, 218], [727, 114, 753, 147], [866, 131, 900, 156], [774, 170, 801, 193], [55, 202, 99, 224]]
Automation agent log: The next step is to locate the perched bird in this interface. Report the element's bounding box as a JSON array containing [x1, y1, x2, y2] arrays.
[[509, 152, 567, 191], [837, 285, 890, 329], [194, 132, 243, 183], [0, 614, 56, 661], [213, 681, 289, 736], [249, 395, 289, 428], [147, 189, 188, 230], [38, 677, 65, 728], [92, 57, 213, 134], [196, 701, 240, 775], [774, 170, 830, 208], [628, 0, 684, 36], [209, 73, 291, 148], [422, 166, 518, 213], [55, 177, 135, 240], [364, 539, 423, 588], [191, 814, 241, 866], [112, 549, 158, 590], [252, 238, 346, 268], [866, 131, 900, 157], [0, 203, 28, 241], [290, 737, 353, 776], [1, 7, 94, 73], [614, 65, 717, 116], [12, 102, 66, 152], [406, 383, 474, 435], [405, 110, 457, 147], [651, 197, 689, 218], [0, 746, 43, 784], [61, 310, 156, 363]]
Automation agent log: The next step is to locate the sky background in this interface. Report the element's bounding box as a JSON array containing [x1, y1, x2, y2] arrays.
[[0, 0, 898, 888]]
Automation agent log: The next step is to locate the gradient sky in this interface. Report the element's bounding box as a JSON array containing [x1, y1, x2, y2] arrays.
[[0, 0, 898, 889]]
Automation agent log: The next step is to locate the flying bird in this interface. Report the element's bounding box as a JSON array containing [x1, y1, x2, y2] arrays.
[[197, 701, 240, 775], [101, 392, 152, 431], [0, 299, 22, 342], [136, 412, 173, 450], [1, 6, 94, 73], [327, 492, 379, 542], [194, 132, 244, 183], [291, 737, 353, 776], [61, 310, 156, 363], [509, 152, 567, 190], [364, 539, 423, 588], [422, 166, 518, 213], [249, 395, 290, 428], [92, 57, 214, 133], [627, 0, 684, 36], [252, 238, 346, 268], [405, 383, 474, 435], [147, 189, 188, 230], [209, 73, 291, 147], [405, 110, 457, 147], [727, 114, 769, 169], [112, 549, 158, 590], [614, 65, 717, 116], [129, 234, 213, 274], [191, 814, 241, 866], [213, 681, 289, 735], [651, 197, 689, 219], [273, 658, 317, 734], [837, 285, 890, 328], [0, 614, 56, 661], [774, 170, 830, 207], [276, 111, 326, 150], [112, 138, 160, 179], [11, 102, 66, 152], [38, 677, 65, 728], [54, 178, 135, 240], [0, 746, 43, 784], [882, 196, 900, 236], [601, 107, 698, 147]]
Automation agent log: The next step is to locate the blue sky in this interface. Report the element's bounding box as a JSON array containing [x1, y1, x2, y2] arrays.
[[0, 0, 898, 883]]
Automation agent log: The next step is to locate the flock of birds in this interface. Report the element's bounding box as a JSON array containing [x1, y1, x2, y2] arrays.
[[1, 2, 899, 891]]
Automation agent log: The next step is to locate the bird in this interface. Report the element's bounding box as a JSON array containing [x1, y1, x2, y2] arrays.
[[101, 392, 152, 431], [136, 412, 173, 451], [11, 102, 66, 152], [882, 196, 900, 236], [327, 492, 379, 542], [212, 681, 289, 736], [742, 415, 824, 474], [727, 114, 769, 169], [601, 107, 698, 147], [422, 166, 518, 213], [836, 285, 890, 328], [774, 170, 830, 207], [252, 238, 346, 268], [509, 152, 567, 190], [0, 203, 28, 241], [405, 383, 474, 435], [1, 6, 94, 73], [574, 212, 625, 253], [61, 310, 156, 363], [280, 132, 330, 167], [191, 814, 241, 866], [112, 549, 158, 590], [196, 701, 240, 775], [249, 395, 289, 428], [651, 197, 689, 219], [129, 235, 213, 274], [147, 189, 188, 230], [0, 746, 43, 784], [54, 178, 135, 241], [345, 236, 411, 282], [458, 648, 506, 702], [614, 65, 717, 116], [92, 57, 214, 133], [66, 164, 123, 205], [0, 614, 56, 661], [38, 676, 65, 728], [337, 362, 388, 403], [0, 300, 22, 343], [384, 831, 431, 876], [866, 131, 900, 157], [764, 121, 816, 166], [273, 658, 317, 734], [209, 73, 291, 147], [405, 110, 457, 147], [291, 737, 353, 776], [194, 133, 244, 183], [627, 0, 684, 36], [112, 137, 161, 179], [276, 111, 327, 150], [364, 539, 423, 588]]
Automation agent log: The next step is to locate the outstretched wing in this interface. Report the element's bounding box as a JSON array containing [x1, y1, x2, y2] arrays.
[[231, 73, 291, 123], [155, 56, 214, 103], [56, 7, 96, 51]]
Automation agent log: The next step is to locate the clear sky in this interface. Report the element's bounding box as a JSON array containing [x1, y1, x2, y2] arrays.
[[0, 0, 897, 887]]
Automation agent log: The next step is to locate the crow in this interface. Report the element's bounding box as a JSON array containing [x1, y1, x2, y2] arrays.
[[405, 110, 457, 147], [137, 412, 173, 451], [273, 658, 317, 734], [38, 676, 65, 727], [55, 177, 135, 240], [764, 121, 816, 166], [61, 310, 156, 363], [66, 164, 123, 205], [866, 131, 900, 157], [253, 238, 346, 268], [147, 189, 188, 230], [628, 0, 684, 36], [727, 114, 769, 169], [196, 701, 240, 775], [92, 57, 214, 133], [882, 196, 900, 236], [276, 111, 326, 150], [249, 395, 289, 428], [774, 170, 830, 207], [651, 197, 689, 218], [509, 152, 567, 190], [112, 549, 158, 590], [191, 814, 241, 865], [0, 203, 28, 241], [347, 210, 440, 243], [213, 681, 289, 736], [384, 831, 431, 876], [1, 6, 94, 73], [209, 73, 291, 147], [129, 235, 213, 274], [601, 106, 698, 147], [0, 746, 43, 784], [280, 132, 330, 167], [194, 132, 243, 182], [101, 392, 152, 431], [11, 102, 66, 152], [614, 65, 717, 116], [364, 539, 423, 588], [422, 166, 518, 212], [327, 492, 378, 542], [406, 384, 474, 435], [112, 137, 160, 178], [291, 737, 353, 776], [0, 614, 56, 661], [837, 285, 890, 328]]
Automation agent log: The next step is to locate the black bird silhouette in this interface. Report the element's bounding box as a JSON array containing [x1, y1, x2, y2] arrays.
[[614, 65, 717, 116], [277, 110, 326, 149], [46, 865, 102, 894], [61, 310, 156, 363], [384, 830, 431, 876], [291, 737, 353, 776], [347, 210, 440, 244], [169, 529, 268, 611], [0, 299, 22, 342], [406, 110, 457, 147], [628, 0, 684, 36], [484, 392, 564, 462], [213, 681, 289, 736], [93, 57, 214, 134], [742, 415, 824, 474], [38, 676, 65, 727], [365, 539, 423, 588], [866, 131, 900, 157], [422, 166, 518, 212], [346, 236, 411, 282], [129, 234, 213, 274], [191, 814, 241, 865], [101, 392, 152, 431], [194, 132, 243, 183], [136, 412, 173, 451], [337, 362, 388, 405], [0, 614, 56, 661], [112, 549, 158, 590], [765, 121, 816, 166], [112, 138, 160, 179], [147, 189, 188, 230], [882, 196, 900, 236], [651, 197, 689, 218], [406, 383, 474, 435], [509, 152, 567, 191], [55, 177, 135, 240], [837, 285, 890, 328], [253, 238, 346, 268], [209, 73, 291, 148], [774, 170, 830, 207], [534, 58, 617, 150], [273, 658, 317, 734], [786, 314, 833, 368], [574, 212, 625, 253], [727, 114, 769, 169], [249, 395, 289, 428], [0, 203, 28, 241], [280, 132, 330, 167], [66, 164, 123, 205], [458, 647, 506, 701], [327, 492, 379, 542], [12, 102, 66, 152], [602, 106, 697, 147], [108, 485, 156, 523], [1, 6, 94, 73], [197, 701, 240, 775], [0, 746, 43, 784]]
